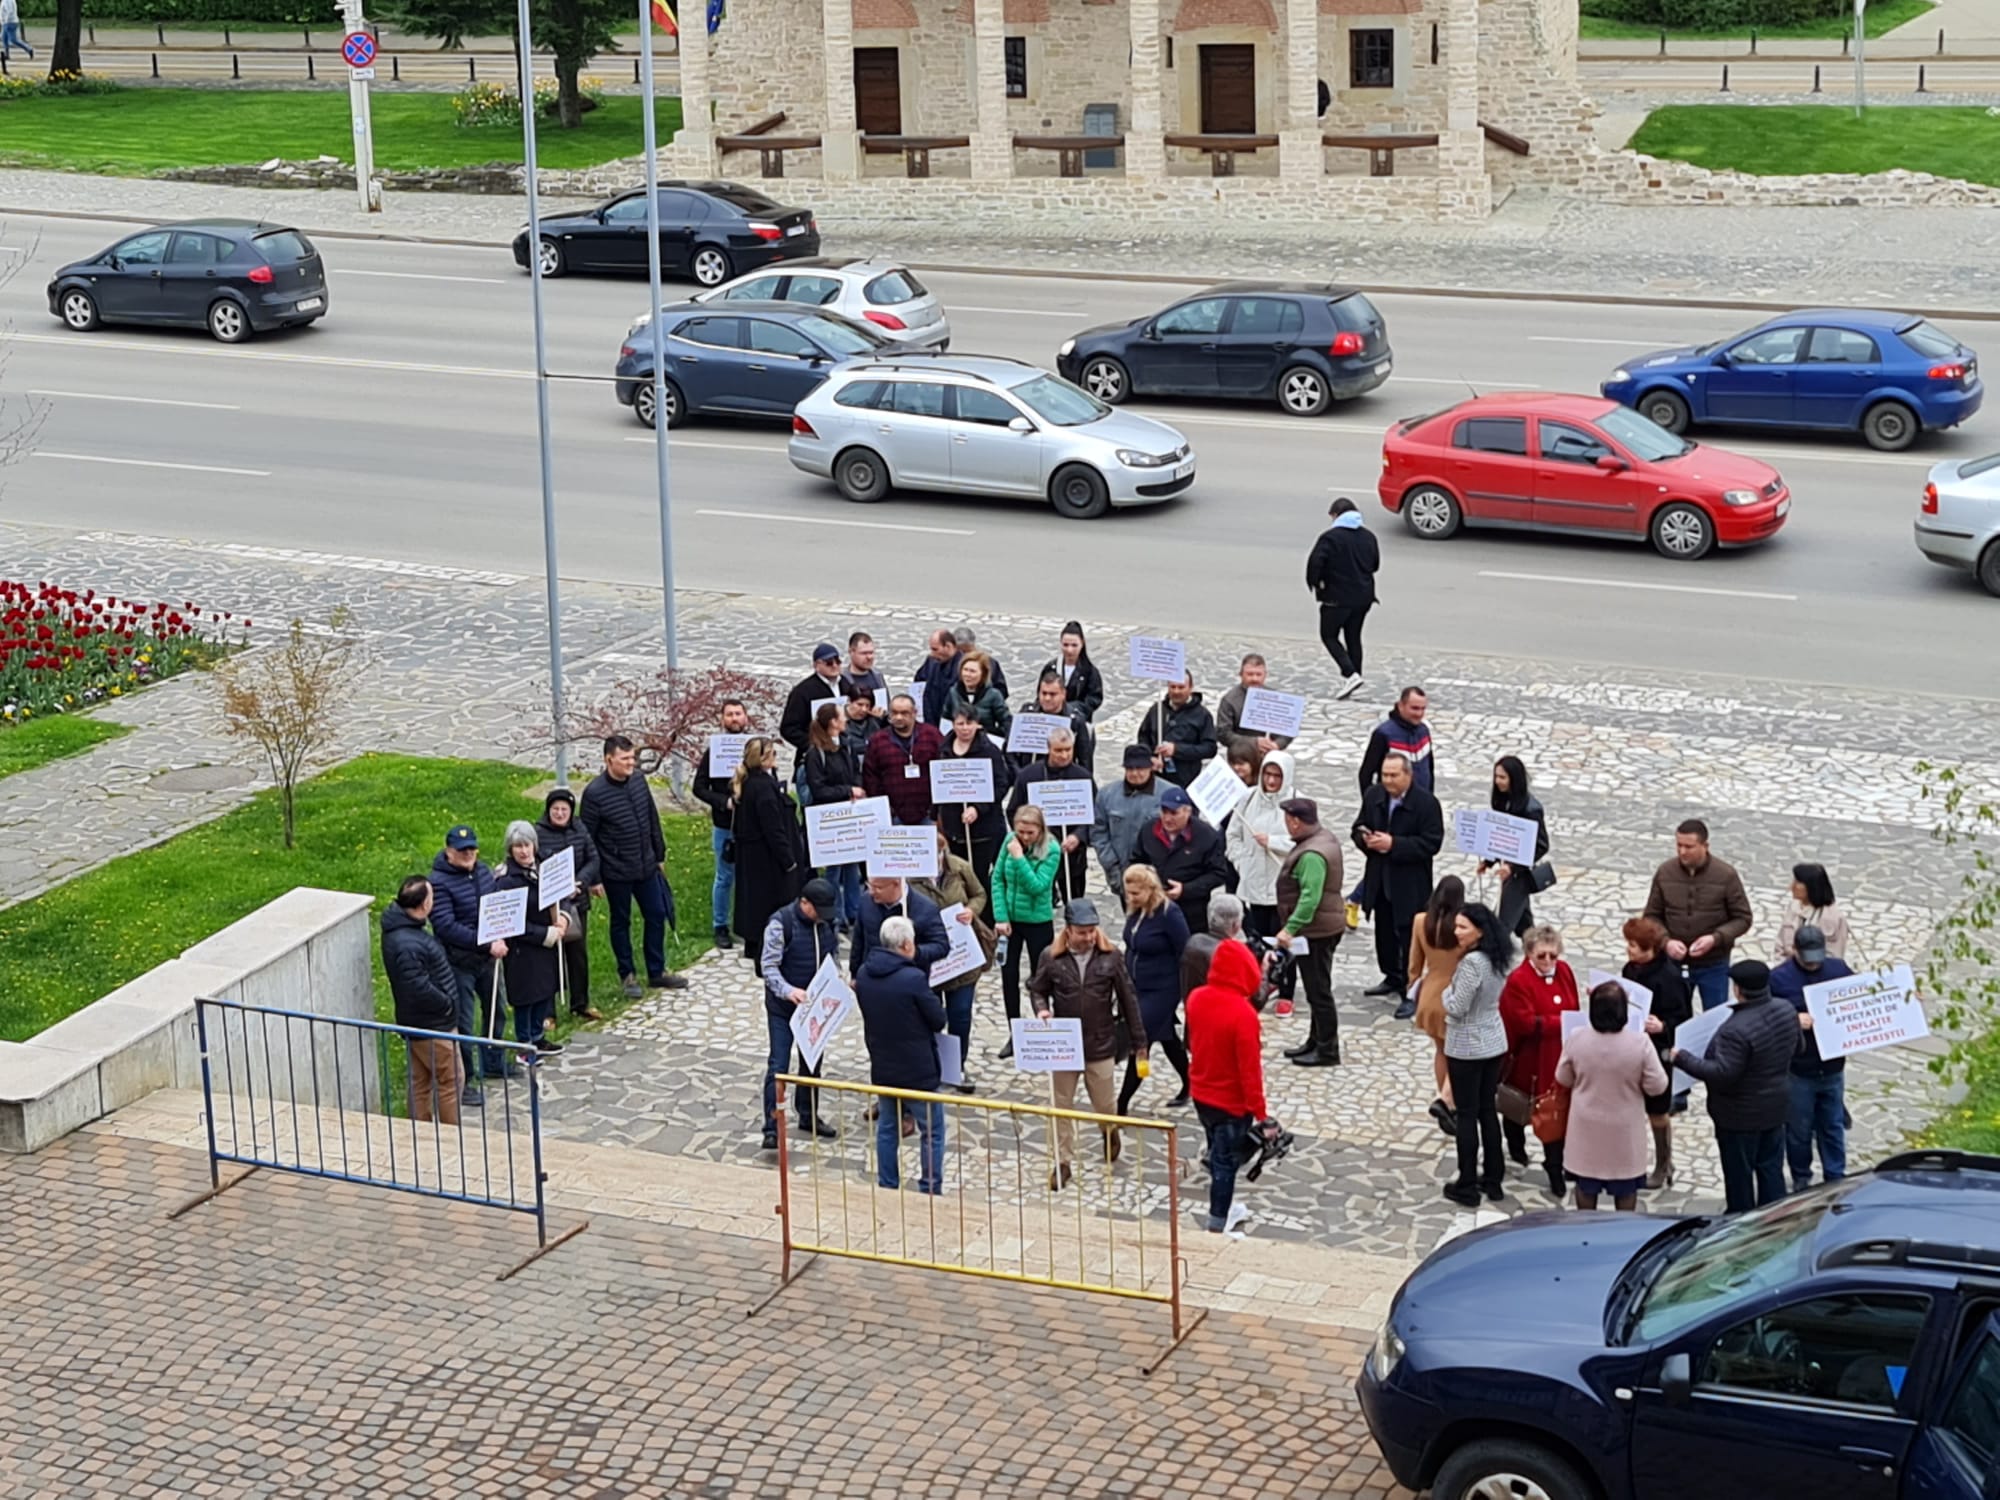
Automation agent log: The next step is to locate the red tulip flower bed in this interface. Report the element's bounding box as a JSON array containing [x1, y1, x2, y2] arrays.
[[0, 581, 248, 725]]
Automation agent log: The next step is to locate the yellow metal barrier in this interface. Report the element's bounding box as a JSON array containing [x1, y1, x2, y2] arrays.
[[769, 1074, 1206, 1362]]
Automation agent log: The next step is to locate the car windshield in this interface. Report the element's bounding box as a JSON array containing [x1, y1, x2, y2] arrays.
[[1901, 320, 1963, 360], [1630, 1191, 1833, 1343], [1596, 404, 1692, 460], [794, 315, 883, 355], [1009, 374, 1106, 426]]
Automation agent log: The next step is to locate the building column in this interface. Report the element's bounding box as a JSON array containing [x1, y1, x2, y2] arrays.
[[823, 0, 862, 179], [1126, 0, 1166, 179], [969, 0, 1013, 179], [1437, 0, 1484, 182], [1278, 0, 1320, 180], [671, 25, 716, 175]]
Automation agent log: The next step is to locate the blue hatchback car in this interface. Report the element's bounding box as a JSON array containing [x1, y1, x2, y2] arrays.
[[1358, 1150, 2000, 1500], [614, 300, 886, 429], [1601, 310, 1982, 452]]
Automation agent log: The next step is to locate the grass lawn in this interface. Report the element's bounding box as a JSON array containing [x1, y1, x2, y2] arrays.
[[0, 751, 713, 1043], [1581, 0, 1932, 39], [0, 715, 129, 782], [0, 88, 676, 175], [1627, 104, 2000, 186]]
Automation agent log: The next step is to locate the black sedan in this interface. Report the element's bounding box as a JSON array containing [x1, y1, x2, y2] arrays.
[[1055, 281, 1392, 417], [512, 181, 820, 288], [614, 300, 884, 428], [47, 219, 327, 343]]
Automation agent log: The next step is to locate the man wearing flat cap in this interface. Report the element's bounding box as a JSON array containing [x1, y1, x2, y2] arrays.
[[1275, 798, 1347, 1067]]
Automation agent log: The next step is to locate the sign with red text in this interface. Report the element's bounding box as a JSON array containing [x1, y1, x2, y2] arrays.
[[1805, 964, 1928, 1059]]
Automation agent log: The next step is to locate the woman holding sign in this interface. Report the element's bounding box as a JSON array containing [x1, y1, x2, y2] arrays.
[[730, 738, 804, 974], [991, 804, 1063, 1058], [933, 706, 1013, 894], [1478, 756, 1550, 939], [493, 821, 571, 1054], [804, 703, 865, 930]]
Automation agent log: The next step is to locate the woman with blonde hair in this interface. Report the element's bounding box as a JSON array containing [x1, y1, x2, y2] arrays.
[[1119, 864, 1191, 1113], [729, 736, 802, 973]]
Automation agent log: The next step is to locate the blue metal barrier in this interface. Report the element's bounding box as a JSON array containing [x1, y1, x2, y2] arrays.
[[193, 997, 549, 1246]]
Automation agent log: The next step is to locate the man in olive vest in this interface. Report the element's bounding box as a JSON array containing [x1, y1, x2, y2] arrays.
[[1274, 797, 1346, 1068]]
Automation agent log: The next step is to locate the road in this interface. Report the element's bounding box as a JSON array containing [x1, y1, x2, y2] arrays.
[[0, 213, 1992, 700]]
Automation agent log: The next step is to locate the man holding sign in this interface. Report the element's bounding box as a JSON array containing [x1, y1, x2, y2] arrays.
[[427, 823, 512, 1101], [758, 880, 843, 1150], [1215, 654, 1299, 764], [1138, 674, 1218, 789], [1771, 925, 1855, 1191]]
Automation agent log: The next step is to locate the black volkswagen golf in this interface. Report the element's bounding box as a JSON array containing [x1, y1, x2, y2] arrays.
[[47, 219, 328, 343], [511, 181, 820, 288], [1055, 281, 1392, 417]]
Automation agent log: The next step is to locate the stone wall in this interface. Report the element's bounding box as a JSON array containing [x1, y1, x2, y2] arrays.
[[159, 155, 634, 200], [1476, 0, 1600, 187]]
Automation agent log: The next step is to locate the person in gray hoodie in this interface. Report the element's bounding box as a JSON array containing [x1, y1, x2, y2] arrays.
[[1091, 745, 1163, 905]]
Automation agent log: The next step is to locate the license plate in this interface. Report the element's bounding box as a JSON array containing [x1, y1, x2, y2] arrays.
[[296, 297, 323, 311], [1776, 498, 1791, 517], [1174, 461, 1194, 480], [1374, 360, 1391, 375], [785, 224, 806, 237]]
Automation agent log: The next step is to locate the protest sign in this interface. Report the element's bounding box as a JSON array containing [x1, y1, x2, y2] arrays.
[[929, 757, 995, 804], [1805, 964, 1929, 1060], [1238, 686, 1306, 739], [1452, 809, 1484, 858], [806, 796, 891, 866], [1128, 635, 1187, 683], [1587, 969, 1655, 1034], [1670, 1003, 1734, 1095], [538, 845, 576, 909], [1186, 755, 1250, 826], [867, 825, 940, 880], [1009, 1016, 1086, 1073], [476, 888, 528, 946], [791, 956, 856, 1070], [706, 733, 751, 779], [937, 1033, 964, 1088], [1453, 808, 1542, 864], [1028, 779, 1095, 827], [929, 903, 985, 987], [1006, 712, 1070, 755]]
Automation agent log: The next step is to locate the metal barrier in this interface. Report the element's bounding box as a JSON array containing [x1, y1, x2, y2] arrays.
[[763, 1074, 1205, 1368], [187, 998, 570, 1266]]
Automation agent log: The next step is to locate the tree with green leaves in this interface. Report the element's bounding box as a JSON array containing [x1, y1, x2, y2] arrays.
[[376, 0, 624, 127]]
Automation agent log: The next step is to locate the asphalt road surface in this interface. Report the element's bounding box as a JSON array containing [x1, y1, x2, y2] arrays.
[[1, 214, 1992, 699]]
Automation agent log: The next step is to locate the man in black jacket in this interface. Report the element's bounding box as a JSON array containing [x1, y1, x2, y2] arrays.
[[1306, 496, 1381, 699], [1137, 675, 1218, 789], [382, 875, 464, 1124], [1012, 670, 1095, 775], [1674, 959, 1800, 1213], [1130, 786, 1232, 936], [1350, 753, 1443, 1014], [581, 734, 689, 999], [428, 823, 511, 1102], [692, 698, 753, 952], [778, 644, 846, 774]]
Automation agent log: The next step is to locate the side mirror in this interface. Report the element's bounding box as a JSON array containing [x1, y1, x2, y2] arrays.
[[1711, 349, 1733, 368], [107, 256, 124, 272], [1659, 1353, 1693, 1408], [1007, 416, 1034, 433], [1595, 454, 1629, 473], [1142, 323, 1160, 341]]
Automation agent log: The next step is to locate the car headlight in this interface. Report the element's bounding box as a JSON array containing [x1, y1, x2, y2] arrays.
[[1610, 367, 1631, 382], [1721, 488, 1759, 507], [1115, 448, 1175, 468], [1370, 1318, 1406, 1383], [1059, 338, 1076, 358]]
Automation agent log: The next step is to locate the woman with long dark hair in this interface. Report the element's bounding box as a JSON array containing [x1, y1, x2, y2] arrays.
[[1408, 874, 1470, 1136], [1042, 621, 1105, 722], [1441, 902, 1514, 1207], [933, 705, 1013, 894], [1623, 915, 1692, 1190], [804, 701, 863, 929], [1775, 861, 1849, 962], [730, 737, 802, 973], [1480, 755, 1549, 937]]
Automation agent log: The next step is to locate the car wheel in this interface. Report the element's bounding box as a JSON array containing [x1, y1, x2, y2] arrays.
[[1650, 501, 1715, 560], [1862, 400, 1918, 452], [1639, 388, 1691, 434], [1277, 365, 1332, 417], [835, 447, 890, 503], [1403, 484, 1461, 540], [691, 245, 731, 288], [537, 238, 564, 278], [1079, 356, 1130, 404], [59, 288, 100, 332], [207, 300, 251, 344], [633, 380, 684, 430], [1978, 540, 2000, 598], [1049, 464, 1112, 520], [1431, 1439, 1593, 1500]]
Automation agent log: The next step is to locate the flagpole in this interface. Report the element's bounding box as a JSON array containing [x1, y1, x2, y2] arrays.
[[638, 0, 679, 669]]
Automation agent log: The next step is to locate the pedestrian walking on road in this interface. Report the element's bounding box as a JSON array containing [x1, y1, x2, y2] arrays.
[[427, 823, 512, 1102], [991, 803, 1062, 1050], [1557, 981, 1668, 1213], [1672, 958, 1799, 1213], [861, 693, 946, 826], [730, 738, 804, 972], [1, 0, 35, 59], [1480, 755, 1549, 938], [1186, 937, 1272, 1237], [581, 735, 689, 998], [1357, 685, 1433, 793], [1274, 797, 1346, 1068], [1042, 621, 1104, 722], [1774, 861, 1850, 963], [692, 697, 753, 951], [382, 875, 463, 1126], [757, 879, 841, 1150], [1091, 745, 1162, 902], [535, 788, 602, 1020], [1118, 865, 1193, 1112], [1306, 496, 1379, 699], [1440, 902, 1513, 1208], [1498, 924, 1579, 1200], [1029, 899, 1144, 1187], [856, 915, 949, 1195], [493, 821, 570, 1055], [1352, 751, 1444, 1003], [1622, 916, 1691, 1191], [1130, 785, 1232, 937], [1641, 818, 1753, 1012], [1409, 875, 1470, 1130], [1771, 924, 1854, 1192], [1137, 673, 1218, 789], [1215, 654, 1295, 765]]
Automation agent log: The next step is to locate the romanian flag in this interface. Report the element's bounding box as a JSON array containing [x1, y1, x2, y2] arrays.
[[649, 0, 678, 34]]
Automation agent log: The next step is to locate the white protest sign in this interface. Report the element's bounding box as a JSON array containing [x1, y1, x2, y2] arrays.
[[1239, 686, 1306, 739], [806, 796, 891, 866], [937, 1032, 965, 1088], [706, 732, 750, 778], [929, 903, 985, 987], [1452, 809, 1484, 857], [1481, 809, 1541, 867], [791, 955, 856, 1070], [1670, 1002, 1735, 1096], [476, 887, 528, 945], [888, 682, 923, 712], [1128, 635, 1187, 684], [1006, 712, 1070, 755], [1587, 969, 1655, 1034], [1028, 778, 1095, 827], [1805, 964, 1929, 1060], [538, 845, 577, 909], [1185, 755, 1250, 826], [929, 757, 995, 804], [1010, 1016, 1086, 1073], [1561, 1010, 1589, 1041], [867, 825, 940, 880]]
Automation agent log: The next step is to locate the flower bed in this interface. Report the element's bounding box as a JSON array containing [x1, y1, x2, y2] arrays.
[[0, 580, 245, 725]]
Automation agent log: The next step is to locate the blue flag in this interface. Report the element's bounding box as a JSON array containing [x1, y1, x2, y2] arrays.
[[707, 0, 725, 32]]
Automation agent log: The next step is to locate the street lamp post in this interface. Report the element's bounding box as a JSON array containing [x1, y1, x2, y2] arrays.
[[637, 0, 679, 669]]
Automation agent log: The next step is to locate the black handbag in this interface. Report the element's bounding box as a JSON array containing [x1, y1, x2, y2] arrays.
[[1528, 859, 1558, 893]]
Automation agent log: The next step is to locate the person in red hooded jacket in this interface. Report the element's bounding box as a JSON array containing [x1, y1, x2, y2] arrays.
[[1497, 923, 1580, 1201], [1186, 939, 1276, 1236]]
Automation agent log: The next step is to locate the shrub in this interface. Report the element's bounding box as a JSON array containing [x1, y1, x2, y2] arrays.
[[448, 74, 601, 128], [1581, 0, 1847, 25], [18, 0, 337, 21], [0, 72, 125, 98]]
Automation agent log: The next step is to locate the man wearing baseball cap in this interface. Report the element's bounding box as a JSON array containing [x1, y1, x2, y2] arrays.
[[1274, 798, 1347, 1067], [1304, 496, 1380, 700], [1130, 784, 1231, 936], [757, 876, 844, 1150], [427, 822, 512, 1103], [779, 642, 847, 776], [1769, 924, 1854, 1193], [1090, 745, 1163, 903]]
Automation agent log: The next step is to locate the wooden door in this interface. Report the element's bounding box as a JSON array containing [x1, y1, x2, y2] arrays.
[[1198, 44, 1256, 134], [853, 47, 903, 135]]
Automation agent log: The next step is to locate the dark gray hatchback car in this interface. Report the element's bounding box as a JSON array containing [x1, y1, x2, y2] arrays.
[[48, 219, 328, 343]]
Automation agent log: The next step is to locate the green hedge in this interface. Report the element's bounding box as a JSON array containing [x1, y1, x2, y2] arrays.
[[15, 0, 339, 20], [1582, 0, 1845, 26]]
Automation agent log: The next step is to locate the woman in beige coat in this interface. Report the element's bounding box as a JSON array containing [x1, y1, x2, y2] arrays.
[[1556, 981, 1670, 1213], [1408, 874, 1469, 1136]]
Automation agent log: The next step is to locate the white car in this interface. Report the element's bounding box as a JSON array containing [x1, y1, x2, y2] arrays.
[[1915, 452, 2000, 596], [691, 257, 949, 349]]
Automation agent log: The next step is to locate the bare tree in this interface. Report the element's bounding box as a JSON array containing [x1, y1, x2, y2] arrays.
[[0, 224, 51, 487], [556, 664, 784, 801], [216, 610, 369, 849]]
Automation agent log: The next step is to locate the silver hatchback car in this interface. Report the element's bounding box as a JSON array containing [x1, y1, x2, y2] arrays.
[[1915, 452, 2000, 596], [693, 257, 949, 349], [788, 355, 1195, 519]]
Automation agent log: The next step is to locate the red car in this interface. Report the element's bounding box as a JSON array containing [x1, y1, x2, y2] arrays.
[[1377, 394, 1790, 560]]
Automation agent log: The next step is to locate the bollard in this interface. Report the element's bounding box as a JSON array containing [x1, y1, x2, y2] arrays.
[[1720, 62, 1730, 91], [633, 56, 641, 82], [151, 51, 159, 78], [87, 22, 95, 43], [1938, 26, 1945, 52], [307, 52, 315, 79], [1812, 63, 1821, 91], [224, 26, 232, 45], [303, 27, 311, 46], [1749, 25, 1757, 53], [392, 54, 400, 80], [1659, 26, 1667, 54], [1917, 62, 1927, 90], [1842, 31, 1850, 54], [156, 22, 165, 44], [232, 52, 240, 78], [1, 52, 8, 76], [469, 55, 477, 80]]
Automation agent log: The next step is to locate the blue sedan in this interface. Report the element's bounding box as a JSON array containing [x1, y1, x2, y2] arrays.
[[614, 300, 885, 429], [1601, 309, 1981, 451]]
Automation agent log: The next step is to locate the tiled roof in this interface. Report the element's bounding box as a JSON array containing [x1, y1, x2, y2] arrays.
[[853, 0, 920, 27], [1172, 0, 1278, 29], [946, 0, 1052, 19], [1319, 0, 1419, 13]]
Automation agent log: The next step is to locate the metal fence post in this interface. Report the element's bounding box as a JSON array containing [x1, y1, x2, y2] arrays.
[[195, 1001, 221, 1190], [1812, 63, 1821, 91], [528, 1064, 549, 1247], [151, 51, 159, 78], [233, 53, 240, 79], [307, 53, 315, 80], [1720, 63, 1730, 91]]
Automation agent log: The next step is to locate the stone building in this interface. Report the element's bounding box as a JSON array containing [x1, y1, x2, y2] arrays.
[[664, 0, 1598, 221]]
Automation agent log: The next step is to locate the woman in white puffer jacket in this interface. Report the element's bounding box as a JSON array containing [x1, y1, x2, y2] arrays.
[[1226, 750, 1299, 1011]]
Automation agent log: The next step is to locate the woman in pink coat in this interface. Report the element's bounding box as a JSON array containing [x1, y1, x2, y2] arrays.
[[1556, 981, 1669, 1212]]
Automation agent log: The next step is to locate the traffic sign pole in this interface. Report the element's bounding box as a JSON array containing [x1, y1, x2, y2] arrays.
[[340, 5, 380, 211]]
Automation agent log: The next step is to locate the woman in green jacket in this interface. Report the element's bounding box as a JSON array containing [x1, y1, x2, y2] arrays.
[[991, 803, 1061, 1057], [946, 650, 1013, 740]]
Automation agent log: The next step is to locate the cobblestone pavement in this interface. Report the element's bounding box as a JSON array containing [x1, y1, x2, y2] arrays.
[[5, 166, 2000, 309], [1, 516, 1993, 1252]]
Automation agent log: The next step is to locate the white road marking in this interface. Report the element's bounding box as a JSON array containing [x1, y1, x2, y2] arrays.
[[31, 388, 241, 410], [73, 531, 526, 584], [625, 436, 783, 454], [4, 330, 530, 381], [1528, 336, 1691, 347], [36, 451, 269, 476], [1142, 410, 1383, 435], [336, 268, 508, 285], [1478, 570, 1797, 601], [1392, 376, 1540, 388], [951, 305, 1089, 318], [697, 508, 976, 536]]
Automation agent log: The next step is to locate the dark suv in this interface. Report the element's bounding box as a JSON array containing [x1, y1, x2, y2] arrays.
[[1054, 282, 1391, 417], [1358, 1150, 2000, 1500]]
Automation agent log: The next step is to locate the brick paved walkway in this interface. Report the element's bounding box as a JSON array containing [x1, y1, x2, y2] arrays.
[[0, 1131, 1394, 1500]]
